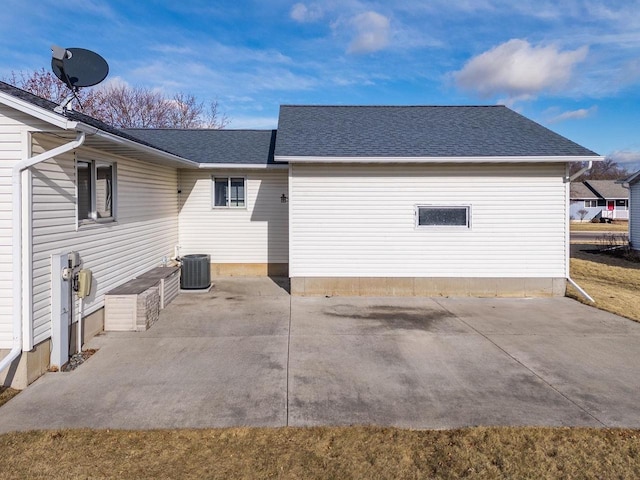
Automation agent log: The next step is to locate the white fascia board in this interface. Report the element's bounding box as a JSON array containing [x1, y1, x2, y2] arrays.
[[275, 155, 605, 164], [198, 163, 288, 169], [0, 91, 76, 130]]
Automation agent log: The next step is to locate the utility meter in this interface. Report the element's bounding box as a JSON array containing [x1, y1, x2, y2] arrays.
[[76, 269, 92, 298]]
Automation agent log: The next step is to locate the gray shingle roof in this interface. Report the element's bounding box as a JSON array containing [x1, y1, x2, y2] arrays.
[[274, 105, 599, 158], [570, 182, 598, 199], [584, 180, 628, 199], [124, 129, 277, 165]]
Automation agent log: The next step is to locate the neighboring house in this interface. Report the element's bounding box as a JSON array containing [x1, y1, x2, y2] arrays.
[[570, 180, 629, 221], [0, 82, 602, 388], [625, 170, 640, 250]]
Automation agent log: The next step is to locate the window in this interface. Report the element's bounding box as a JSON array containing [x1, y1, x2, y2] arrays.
[[416, 206, 470, 227], [584, 200, 598, 208], [77, 160, 115, 223], [616, 199, 628, 209], [597, 199, 606, 207], [213, 177, 245, 207]]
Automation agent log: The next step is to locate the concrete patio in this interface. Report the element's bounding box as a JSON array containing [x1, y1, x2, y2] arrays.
[[0, 277, 639, 432]]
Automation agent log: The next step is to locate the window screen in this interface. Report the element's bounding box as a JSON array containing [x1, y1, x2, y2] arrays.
[[95, 163, 113, 218], [417, 206, 469, 227], [230, 178, 245, 207], [77, 161, 92, 221], [214, 178, 228, 206]]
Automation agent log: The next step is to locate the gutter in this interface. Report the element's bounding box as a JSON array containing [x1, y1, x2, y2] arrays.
[[567, 277, 595, 303], [0, 131, 87, 377], [74, 123, 199, 168], [564, 160, 595, 303]]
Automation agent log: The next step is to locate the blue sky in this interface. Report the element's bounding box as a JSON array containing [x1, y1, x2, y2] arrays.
[[1, 0, 639, 170]]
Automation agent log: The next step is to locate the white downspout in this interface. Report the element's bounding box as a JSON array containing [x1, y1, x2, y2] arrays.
[[566, 160, 595, 303], [568, 160, 593, 182], [0, 132, 86, 376]]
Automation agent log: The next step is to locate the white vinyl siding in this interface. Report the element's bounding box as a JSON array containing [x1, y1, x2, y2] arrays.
[[30, 136, 179, 345], [630, 182, 640, 250], [178, 169, 288, 263], [289, 163, 567, 278], [0, 105, 53, 348]]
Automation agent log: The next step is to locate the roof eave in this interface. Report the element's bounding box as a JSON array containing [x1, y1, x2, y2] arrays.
[[0, 90, 199, 168], [76, 125, 199, 168], [0, 90, 73, 130], [198, 163, 287, 169], [274, 155, 604, 164], [624, 170, 640, 185]]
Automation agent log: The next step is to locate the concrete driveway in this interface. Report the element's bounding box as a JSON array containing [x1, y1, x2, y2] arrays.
[[0, 277, 639, 432]]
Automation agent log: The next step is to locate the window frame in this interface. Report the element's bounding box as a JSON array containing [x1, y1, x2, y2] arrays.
[[76, 158, 117, 226], [211, 175, 247, 209], [584, 200, 598, 208], [415, 205, 471, 229]]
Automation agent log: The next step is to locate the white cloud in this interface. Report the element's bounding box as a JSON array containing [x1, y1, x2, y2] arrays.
[[290, 3, 323, 23], [454, 39, 589, 101], [347, 11, 391, 54], [548, 105, 598, 123], [608, 149, 640, 165]]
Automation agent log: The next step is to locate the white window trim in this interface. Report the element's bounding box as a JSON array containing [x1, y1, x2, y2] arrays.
[[415, 205, 471, 229], [76, 158, 117, 227], [211, 175, 247, 209]]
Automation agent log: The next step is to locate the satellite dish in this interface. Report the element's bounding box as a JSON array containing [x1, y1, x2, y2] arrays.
[[51, 47, 109, 88], [50, 45, 109, 113]]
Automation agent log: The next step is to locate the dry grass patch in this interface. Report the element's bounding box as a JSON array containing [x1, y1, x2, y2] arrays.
[[0, 387, 19, 408], [570, 222, 628, 232], [569, 244, 640, 322], [1, 426, 640, 479]]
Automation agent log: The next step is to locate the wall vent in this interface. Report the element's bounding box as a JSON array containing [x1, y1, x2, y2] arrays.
[[180, 254, 211, 290]]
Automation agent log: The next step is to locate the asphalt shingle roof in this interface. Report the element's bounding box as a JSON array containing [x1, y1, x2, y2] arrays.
[[585, 180, 628, 199], [570, 180, 628, 200], [274, 105, 599, 158], [570, 182, 599, 200], [125, 129, 277, 165]]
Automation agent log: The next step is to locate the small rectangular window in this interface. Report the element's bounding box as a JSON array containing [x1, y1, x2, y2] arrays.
[[584, 200, 598, 208], [77, 160, 115, 223], [213, 177, 246, 208], [597, 199, 606, 207], [417, 206, 470, 227], [616, 199, 627, 208]]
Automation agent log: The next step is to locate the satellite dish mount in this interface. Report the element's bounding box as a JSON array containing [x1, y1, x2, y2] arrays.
[[51, 45, 109, 114]]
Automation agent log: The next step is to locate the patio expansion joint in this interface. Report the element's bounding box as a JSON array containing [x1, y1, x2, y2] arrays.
[[286, 293, 292, 427], [433, 299, 608, 427]]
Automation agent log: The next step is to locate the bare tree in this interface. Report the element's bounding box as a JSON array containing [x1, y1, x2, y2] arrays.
[[569, 158, 630, 181], [577, 208, 589, 221], [3, 70, 229, 129], [4, 68, 101, 108]]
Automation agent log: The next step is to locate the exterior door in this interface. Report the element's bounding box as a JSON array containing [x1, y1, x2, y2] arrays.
[[607, 200, 614, 211]]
